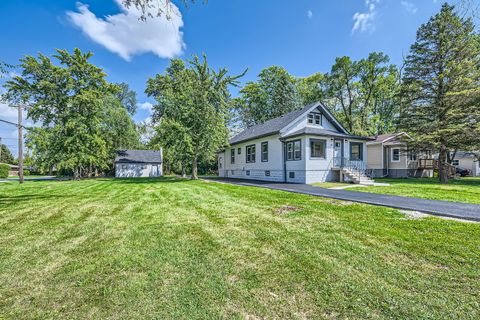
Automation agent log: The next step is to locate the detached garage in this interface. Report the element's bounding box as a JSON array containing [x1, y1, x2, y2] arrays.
[[115, 150, 163, 178]]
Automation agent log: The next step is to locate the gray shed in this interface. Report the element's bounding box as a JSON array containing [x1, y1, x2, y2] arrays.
[[115, 149, 163, 178]]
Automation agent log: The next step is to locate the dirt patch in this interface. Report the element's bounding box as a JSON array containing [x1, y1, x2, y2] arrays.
[[400, 210, 428, 220], [320, 199, 356, 206], [274, 205, 301, 215]]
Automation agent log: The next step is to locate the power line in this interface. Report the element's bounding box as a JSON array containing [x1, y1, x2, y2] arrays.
[[0, 118, 30, 129]]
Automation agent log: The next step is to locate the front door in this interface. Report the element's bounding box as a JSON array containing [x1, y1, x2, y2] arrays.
[[333, 139, 343, 167]]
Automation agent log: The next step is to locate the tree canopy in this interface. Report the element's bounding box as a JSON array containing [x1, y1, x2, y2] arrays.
[[146, 55, 245, 179], [4, 48, 140, 178], [400, 3, 480, 183], [0, 144, 14, 164]]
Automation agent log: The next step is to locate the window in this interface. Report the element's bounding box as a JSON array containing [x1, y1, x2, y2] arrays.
[[452, 160, 460, 166], [409, 152, 417, 161], [261, 142, 268, 162], [231, 170, 235, 175], [230, 149, 235, 164], [286, 140, 301, 161], [310, 139, 326, 159], [350, 142, 363, 161], [237, 147, 241, 155], [246, 170, 250, 176], [122, 165, 127, 169], [289, 172, 295, 179], [307, 113, 322, 125], [246, 144, 256, 163], [265, 170, 271, 177], [391, 148, 400, 162], [140, 165, 147, 169]]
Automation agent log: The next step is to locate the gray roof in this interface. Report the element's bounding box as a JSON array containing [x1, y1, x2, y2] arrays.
[[229, 102, 351, 145], [115, 150, 162, 164], [282, 127, 373, 141], [454, 151, 479, 159]]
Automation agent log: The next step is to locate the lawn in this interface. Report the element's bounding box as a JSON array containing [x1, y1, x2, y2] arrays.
[[350, 177, 480, 204], [0, 178, 479, 319], [311, 182, 354, 189]]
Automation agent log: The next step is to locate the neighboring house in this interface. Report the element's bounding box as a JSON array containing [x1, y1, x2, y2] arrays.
[[366, 132, 434, 178], [217, 102, 373, 184], [451, 151, 480, 176], [115, 150, 163, 178]]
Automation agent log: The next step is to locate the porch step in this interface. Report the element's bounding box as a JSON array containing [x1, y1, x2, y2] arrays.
[[341, 168, 375, 185]]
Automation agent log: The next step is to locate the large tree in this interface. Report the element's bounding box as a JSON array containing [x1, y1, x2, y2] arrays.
[[0, 144, 14, 164], [400, 3, 480, 183], [5, 49, 140, 178], [321, 53, 400, 136], [115, 82, 137, 115], [236, 66, 302, 127], [146, 55, 244, 179]]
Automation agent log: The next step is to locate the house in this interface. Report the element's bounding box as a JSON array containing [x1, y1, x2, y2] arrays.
[[217, 102, 374, 184], [115, 150, 163, 178], [366, 132, 434, 178], [451, 151, 480, 176]]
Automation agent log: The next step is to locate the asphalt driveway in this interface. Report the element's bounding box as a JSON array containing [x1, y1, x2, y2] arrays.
[[205, 177, 480, 222]]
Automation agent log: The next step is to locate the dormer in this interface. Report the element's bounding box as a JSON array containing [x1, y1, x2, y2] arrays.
[[307, 112, 322, 126]]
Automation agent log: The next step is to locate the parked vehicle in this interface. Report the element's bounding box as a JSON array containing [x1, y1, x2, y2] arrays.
[[456, 167, 471, 177]]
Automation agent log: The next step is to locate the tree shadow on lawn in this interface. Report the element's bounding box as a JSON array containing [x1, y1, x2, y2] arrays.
[[111, 176, 187, 184], [0, 194, 67, 207]]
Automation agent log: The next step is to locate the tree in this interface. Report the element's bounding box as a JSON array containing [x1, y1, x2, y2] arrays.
[[296, 72, 325, 106], [0, 144, 14, 164], [321, 53, 400, 136], [146, 55, 245, 179], [400, 3, 480, 183], [236, 66, 302, 127], [115, 82, 137, 115], [5, 49, 139, 179]]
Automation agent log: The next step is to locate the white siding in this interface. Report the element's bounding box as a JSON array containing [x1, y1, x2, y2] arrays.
[[115, 163, 163, 178]]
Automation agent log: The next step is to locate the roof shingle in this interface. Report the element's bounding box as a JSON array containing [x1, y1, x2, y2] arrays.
[[115, 150, 162, 164]]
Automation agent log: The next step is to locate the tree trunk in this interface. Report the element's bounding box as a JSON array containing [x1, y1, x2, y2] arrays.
[[438, 144, 449, 184], [191, 155, 198, 180], [181, 162, 186, 178]]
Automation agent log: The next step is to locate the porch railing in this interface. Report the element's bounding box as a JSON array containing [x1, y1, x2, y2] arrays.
[[333, 157, 372, 179]]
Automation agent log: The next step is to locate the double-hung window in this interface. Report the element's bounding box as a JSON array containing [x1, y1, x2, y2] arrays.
[[230, 149, 235, 164], [391, 148, 400, 162], [310, 139, 326, 159], [246, 144, 256, 163], [286, 140, 301, 161], [261, 142, 268, 162], [307, 113, 322, 125], [350, 142, 363, 161]]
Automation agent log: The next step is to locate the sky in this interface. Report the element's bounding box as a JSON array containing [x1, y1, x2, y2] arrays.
[[0, 0, 457, 156]]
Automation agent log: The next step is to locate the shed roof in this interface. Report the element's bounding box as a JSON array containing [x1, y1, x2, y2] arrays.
[[115, 150, 162, 164]]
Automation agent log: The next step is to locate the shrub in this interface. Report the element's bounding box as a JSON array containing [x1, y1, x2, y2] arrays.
[[23, 169, 30, 176], [0, 164, 9, 179]]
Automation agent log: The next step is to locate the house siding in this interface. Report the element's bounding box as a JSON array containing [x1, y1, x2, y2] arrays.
[[115, 163, 163, 178]]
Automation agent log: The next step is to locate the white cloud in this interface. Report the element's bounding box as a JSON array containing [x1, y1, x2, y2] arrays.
[[0, 103, 18, 121], [352, 0, 380, 34], [401, 1, 418, 14], [67, 0, 185, 61], [138, 102, 154, 112], [307, 10, 313, 19]]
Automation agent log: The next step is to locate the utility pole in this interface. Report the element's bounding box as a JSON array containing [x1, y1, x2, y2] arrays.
[[18, 105, 24, 184]]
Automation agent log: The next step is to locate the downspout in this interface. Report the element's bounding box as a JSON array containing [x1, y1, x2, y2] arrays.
[[282, 140, 287, 183]]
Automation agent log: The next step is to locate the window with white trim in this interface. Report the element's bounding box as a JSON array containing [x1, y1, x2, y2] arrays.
[[230, 149, 235, 164], [350, 143, 363, 161], [307, 113, 322, 125], [452, 160, 459, 166], [246, 144, 256, 163]]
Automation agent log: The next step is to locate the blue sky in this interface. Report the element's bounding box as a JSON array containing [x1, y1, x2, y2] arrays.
[[0, 0, 452, 156]]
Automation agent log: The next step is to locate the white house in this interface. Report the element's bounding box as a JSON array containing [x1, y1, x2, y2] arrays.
[[115, 150, 163, 178], [451, 151, 480, 176], [366, 132, 434, 178], [217, 102, 373, 184]]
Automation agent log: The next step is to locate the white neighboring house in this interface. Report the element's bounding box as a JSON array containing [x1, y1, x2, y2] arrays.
[[217, 102, 373, 184], [115, 150, 163, 178], [366, 132, 434, 178], [451, 151, 480, 176]]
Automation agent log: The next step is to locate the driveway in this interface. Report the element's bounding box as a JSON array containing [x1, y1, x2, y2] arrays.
[[204, 177, 480, 222]]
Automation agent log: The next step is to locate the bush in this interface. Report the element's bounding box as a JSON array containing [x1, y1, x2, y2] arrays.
[[0, 164, 9, 179], [23, 169, 30, 176]]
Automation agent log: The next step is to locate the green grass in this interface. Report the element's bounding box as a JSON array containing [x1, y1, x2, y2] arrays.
[[351, 177, 480, 204], [312, 182, 354, 189], [0, 177, 479, 319]]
